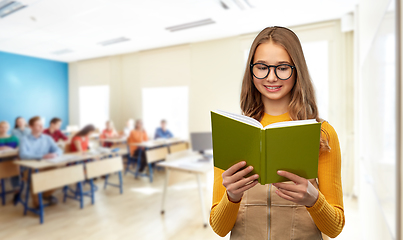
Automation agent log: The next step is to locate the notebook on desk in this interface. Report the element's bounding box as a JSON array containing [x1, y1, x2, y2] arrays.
[[46, 155, 78, 163]]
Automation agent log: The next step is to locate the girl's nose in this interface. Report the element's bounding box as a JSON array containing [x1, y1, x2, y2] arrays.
[[266, 68, 278, 82]]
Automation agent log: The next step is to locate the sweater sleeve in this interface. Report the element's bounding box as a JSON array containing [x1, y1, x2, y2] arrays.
[[306, 121, 345, 238], [209, 167, 241, 237]]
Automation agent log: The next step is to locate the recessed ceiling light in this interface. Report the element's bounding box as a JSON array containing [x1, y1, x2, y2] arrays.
[[98, 37, 130, 46], [166, 18, 216, 32], [51, 48, 73, 55], [0, 0, 27, 18]]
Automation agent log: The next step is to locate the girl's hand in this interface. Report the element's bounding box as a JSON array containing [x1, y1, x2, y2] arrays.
[[222, 161, 259, 203], [273, 170, 319, 207]]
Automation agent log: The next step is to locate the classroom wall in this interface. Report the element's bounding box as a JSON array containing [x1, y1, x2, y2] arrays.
[[69, 39, 244, 133], [355, 0, 397, 239], [0, 51, 69, 130]]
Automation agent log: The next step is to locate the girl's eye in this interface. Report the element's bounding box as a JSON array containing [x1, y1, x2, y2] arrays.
[[278, 67, 290, 71], [257, 66, 267, 71]]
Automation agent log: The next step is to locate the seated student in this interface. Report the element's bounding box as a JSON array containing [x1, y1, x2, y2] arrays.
[[43, 117, 68, 143], [123, 119, 134, 137], [127, 120, 148, 172], [154, 119, 173, 139], [0, 121, 20, 205], [19, 116, 63, 208], [70, 125, 96, 152], [100, 120, 118, 147], [0, 121, 19, 150], [11, 117, 30, 142]]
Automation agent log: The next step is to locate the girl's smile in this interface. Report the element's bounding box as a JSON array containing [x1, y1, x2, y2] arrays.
[[264, 84, 283, 92]]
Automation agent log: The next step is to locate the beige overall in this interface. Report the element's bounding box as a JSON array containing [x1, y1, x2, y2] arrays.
[[230, 180, 330, 240]]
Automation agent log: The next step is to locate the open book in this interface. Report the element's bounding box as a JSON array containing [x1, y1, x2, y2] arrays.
[[211, 110, 322, 184]]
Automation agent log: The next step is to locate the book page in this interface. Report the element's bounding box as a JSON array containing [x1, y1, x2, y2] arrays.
[[263, 119, 317, 129], [212, 110, 263, 128]]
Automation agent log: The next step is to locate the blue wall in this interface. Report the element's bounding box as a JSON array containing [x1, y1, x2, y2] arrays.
[[0, 51, 68, 132]]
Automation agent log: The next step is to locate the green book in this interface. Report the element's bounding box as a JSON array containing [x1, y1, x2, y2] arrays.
[[211, 110, 321, 184]]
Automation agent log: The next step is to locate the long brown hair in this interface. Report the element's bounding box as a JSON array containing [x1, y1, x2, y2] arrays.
[[240, 26, 330, 151], [74, 124, 95, 138]]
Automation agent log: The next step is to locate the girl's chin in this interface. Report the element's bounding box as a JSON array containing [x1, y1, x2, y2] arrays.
[[263, 95, 284, 101]]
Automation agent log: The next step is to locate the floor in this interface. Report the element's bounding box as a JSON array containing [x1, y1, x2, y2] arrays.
[[0, 168, 359, 240]]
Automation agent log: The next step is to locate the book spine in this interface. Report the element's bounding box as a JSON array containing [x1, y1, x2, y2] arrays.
[[260, 129, 266, 184]]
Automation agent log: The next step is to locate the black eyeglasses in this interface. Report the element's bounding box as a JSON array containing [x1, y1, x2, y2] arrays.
[[250, 63, 296, 80]]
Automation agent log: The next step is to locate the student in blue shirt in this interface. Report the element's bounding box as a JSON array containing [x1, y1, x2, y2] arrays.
[[19, 117, 62, 160], [154, 119, 173, 139], [11, 117, 31, 142], [19, 116, 62, 208]]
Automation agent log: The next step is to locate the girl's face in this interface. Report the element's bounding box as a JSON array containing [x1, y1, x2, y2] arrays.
[[136, 121, 143, 130], [0, 123, 8, 135], [17, 118, 26, 128], [252, 41, 296, 102]]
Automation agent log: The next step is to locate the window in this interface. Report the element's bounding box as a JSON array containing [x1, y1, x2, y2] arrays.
[[142, 86, 189, 139], [79, 85, 109, 130]]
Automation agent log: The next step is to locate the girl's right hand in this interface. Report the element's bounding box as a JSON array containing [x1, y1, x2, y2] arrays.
[[222, 161, 259, 203]]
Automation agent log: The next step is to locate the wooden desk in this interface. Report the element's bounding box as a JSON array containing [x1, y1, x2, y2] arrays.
[[157, 154, 213, 227], [16, 152, 104, 170], [0, 149, 18, 159], [131, 138, 184, 148], [127, 138, 185, 182], [14, 148, 128, 223], [100, 137, 127, 148]]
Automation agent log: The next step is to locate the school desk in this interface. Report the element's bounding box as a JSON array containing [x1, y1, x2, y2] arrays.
[[129, 138, 185, 182], [14, 150, 126, 224], [157, 152, 213, 227]]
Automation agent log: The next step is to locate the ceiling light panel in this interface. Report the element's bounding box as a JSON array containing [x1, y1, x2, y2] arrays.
[[0, 0, 27, 18], [51, 48, 73, 55], [166, 18, 216, 32], [98, 37, 130, 46]]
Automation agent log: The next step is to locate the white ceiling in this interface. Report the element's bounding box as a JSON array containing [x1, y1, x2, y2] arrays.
[[0, 0, 357, 62]]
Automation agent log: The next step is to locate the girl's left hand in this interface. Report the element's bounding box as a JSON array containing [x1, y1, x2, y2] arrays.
[[272, 170, 319, 207]]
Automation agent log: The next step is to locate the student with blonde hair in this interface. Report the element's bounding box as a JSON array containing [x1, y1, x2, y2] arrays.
[[0, 121, 19, 150], [100, 120, 118, 147], [210, 27, 344, 239]]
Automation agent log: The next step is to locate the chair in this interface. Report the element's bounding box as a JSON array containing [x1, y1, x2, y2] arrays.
[[31, 164, 85, 224], [125, 144, 138, 175], [85, 157, 124, 204], [0, 161, 19, 205], [143, 147, 169, 183], [168, 142, 188, 153]]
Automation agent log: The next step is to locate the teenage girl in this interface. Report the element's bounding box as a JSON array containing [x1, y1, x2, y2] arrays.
[[210, 26, 344, 240], [70, 125, 96, 152]]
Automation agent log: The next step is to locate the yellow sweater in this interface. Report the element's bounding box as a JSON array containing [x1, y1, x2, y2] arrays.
[[210, 112, 345, 238]]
